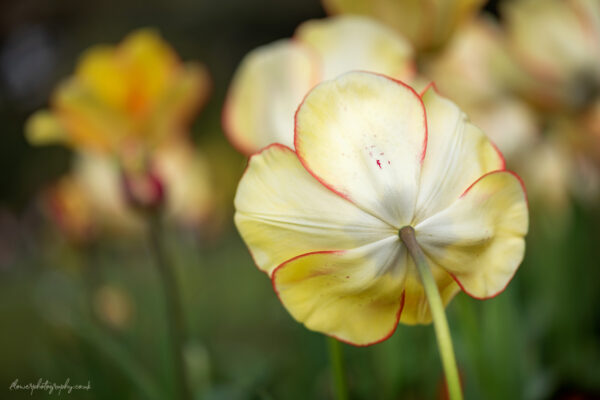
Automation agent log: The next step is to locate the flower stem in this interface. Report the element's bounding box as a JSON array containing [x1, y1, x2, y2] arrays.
[[327, 337, 349, 400], [148, 216, 192, 400], [399, 226, 463, 400]]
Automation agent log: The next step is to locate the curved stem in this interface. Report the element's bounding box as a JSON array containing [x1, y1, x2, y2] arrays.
[[148, 216, 192, 400], [327, 337, 349, 400], [399, 226, 463, 400]]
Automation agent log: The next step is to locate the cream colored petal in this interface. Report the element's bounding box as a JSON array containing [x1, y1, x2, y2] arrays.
[[272, 237, 406, 346], [223, 40, 319, 154], [504, 0, 599, 83], [25, 110, 69, 146], [415, 171, 528, 299], [234, 144, 394, 275], [295, 16, 414, 81], [155, 140, 214, 227], [295, 71, 426, 227], [414, 87, 504, 222]]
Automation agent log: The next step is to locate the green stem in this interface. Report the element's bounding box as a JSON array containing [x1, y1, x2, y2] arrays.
[[399, 226, 463, 400], [148, 216, 192, 400], [327, 337, 349, 400]]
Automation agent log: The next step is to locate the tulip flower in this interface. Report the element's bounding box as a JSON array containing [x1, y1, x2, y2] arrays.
[[321, 0, 485, 53], [503, 0, 600, 112], [425, 19, 538, 161], [42, 139, 217, 241], [235, 72, 528, 399], [223, 16, 414, 155], [26, 29, 210, 158], [502, 0, 600, 205]]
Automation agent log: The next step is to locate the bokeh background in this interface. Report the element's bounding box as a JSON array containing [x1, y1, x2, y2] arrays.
[[1, 0, 600, 399]]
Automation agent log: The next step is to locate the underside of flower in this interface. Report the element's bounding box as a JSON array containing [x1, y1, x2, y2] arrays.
[[234, 71, 528, 346]]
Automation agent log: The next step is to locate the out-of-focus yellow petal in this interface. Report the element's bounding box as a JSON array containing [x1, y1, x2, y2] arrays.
[[76, 45, 129, 111], [295, 16, 414, 81], [295, 71, 426, 227], [118, 28, 179, 115], [322, 0, 485, 52], [53, 79, 130, 152], [272, 238, 406, 345], [25, 110, 68, 145], [148, 63, 211, 145], [235, 144, 394, 275], [400, 260, 460, 325], [223, 40, 318, 154], [416, 171, 528, 299], [414, 87, 504, 221]]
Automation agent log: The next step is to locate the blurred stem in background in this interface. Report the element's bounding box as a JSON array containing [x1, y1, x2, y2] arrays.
[[327, 337, 348, 400], [399, 226, 463, 400], [148, 215, 193, 400]]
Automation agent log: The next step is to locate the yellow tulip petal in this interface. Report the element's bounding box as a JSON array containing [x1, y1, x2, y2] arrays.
[[295, 16, 414, 81], [322, 0, 427, 49], [415, 171, 528, 299], [25, 110, 68, 145], [235, 144, 394, 275], [76, 45, 129, 111], [295, 71, 426, 227], [53, 79, 129, 152], [414, 86, 505, 221], [272, 237, 406, 346], [118, 29, 178, 112], [147, 63, 211, 144], [400, 258, 460, 325], [224, 40, 319, 154]]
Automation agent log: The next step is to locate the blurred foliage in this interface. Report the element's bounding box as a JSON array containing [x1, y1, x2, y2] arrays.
[[1, 0, 600, 399]]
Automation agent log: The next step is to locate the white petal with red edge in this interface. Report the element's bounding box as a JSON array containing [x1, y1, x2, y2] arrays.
[[295, 71, 427, 227], [414, 86, 505, 222], [295, 16, 414, 81], [272, 237, 407, 346], [235, 144, 395, 275], [415, 171, 528, 299], [224, 40, 318, 154]]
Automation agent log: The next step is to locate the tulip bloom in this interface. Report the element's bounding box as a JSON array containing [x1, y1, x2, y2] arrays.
[[26, 29, 210, 156], [321, 0, 485, 53], [235, 72, 528, 345], [223, 16, 414, 155], [42, 139, 217, 240], [503, 0, 600, 112]]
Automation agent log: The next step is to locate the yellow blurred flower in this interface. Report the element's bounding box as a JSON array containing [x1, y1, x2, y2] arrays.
[[234, 72, 528, 345], [26, 29, 210, 157], [223, 16, 414, 155], [321, 0, 485, 53]]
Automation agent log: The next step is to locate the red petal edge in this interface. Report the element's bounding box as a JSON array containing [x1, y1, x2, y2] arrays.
[[271, 249, 406, 347], [420, 81, 507, 169], [236, 143, 296, 271], [293, 71, 429, 201], [451, 169, 528, 300]]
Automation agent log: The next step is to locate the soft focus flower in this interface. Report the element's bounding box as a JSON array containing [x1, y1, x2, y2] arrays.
[[223, 16, 414, 154], [42, 139, 217, 240], [425, 19, 538, 160], [25, 28, 210, 157], [321, 0, 485, 53], [93, 284, 135, 330], [502, 0, 600, 204], [503, 0, 600, 112], [234, 72, 528, 345]]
